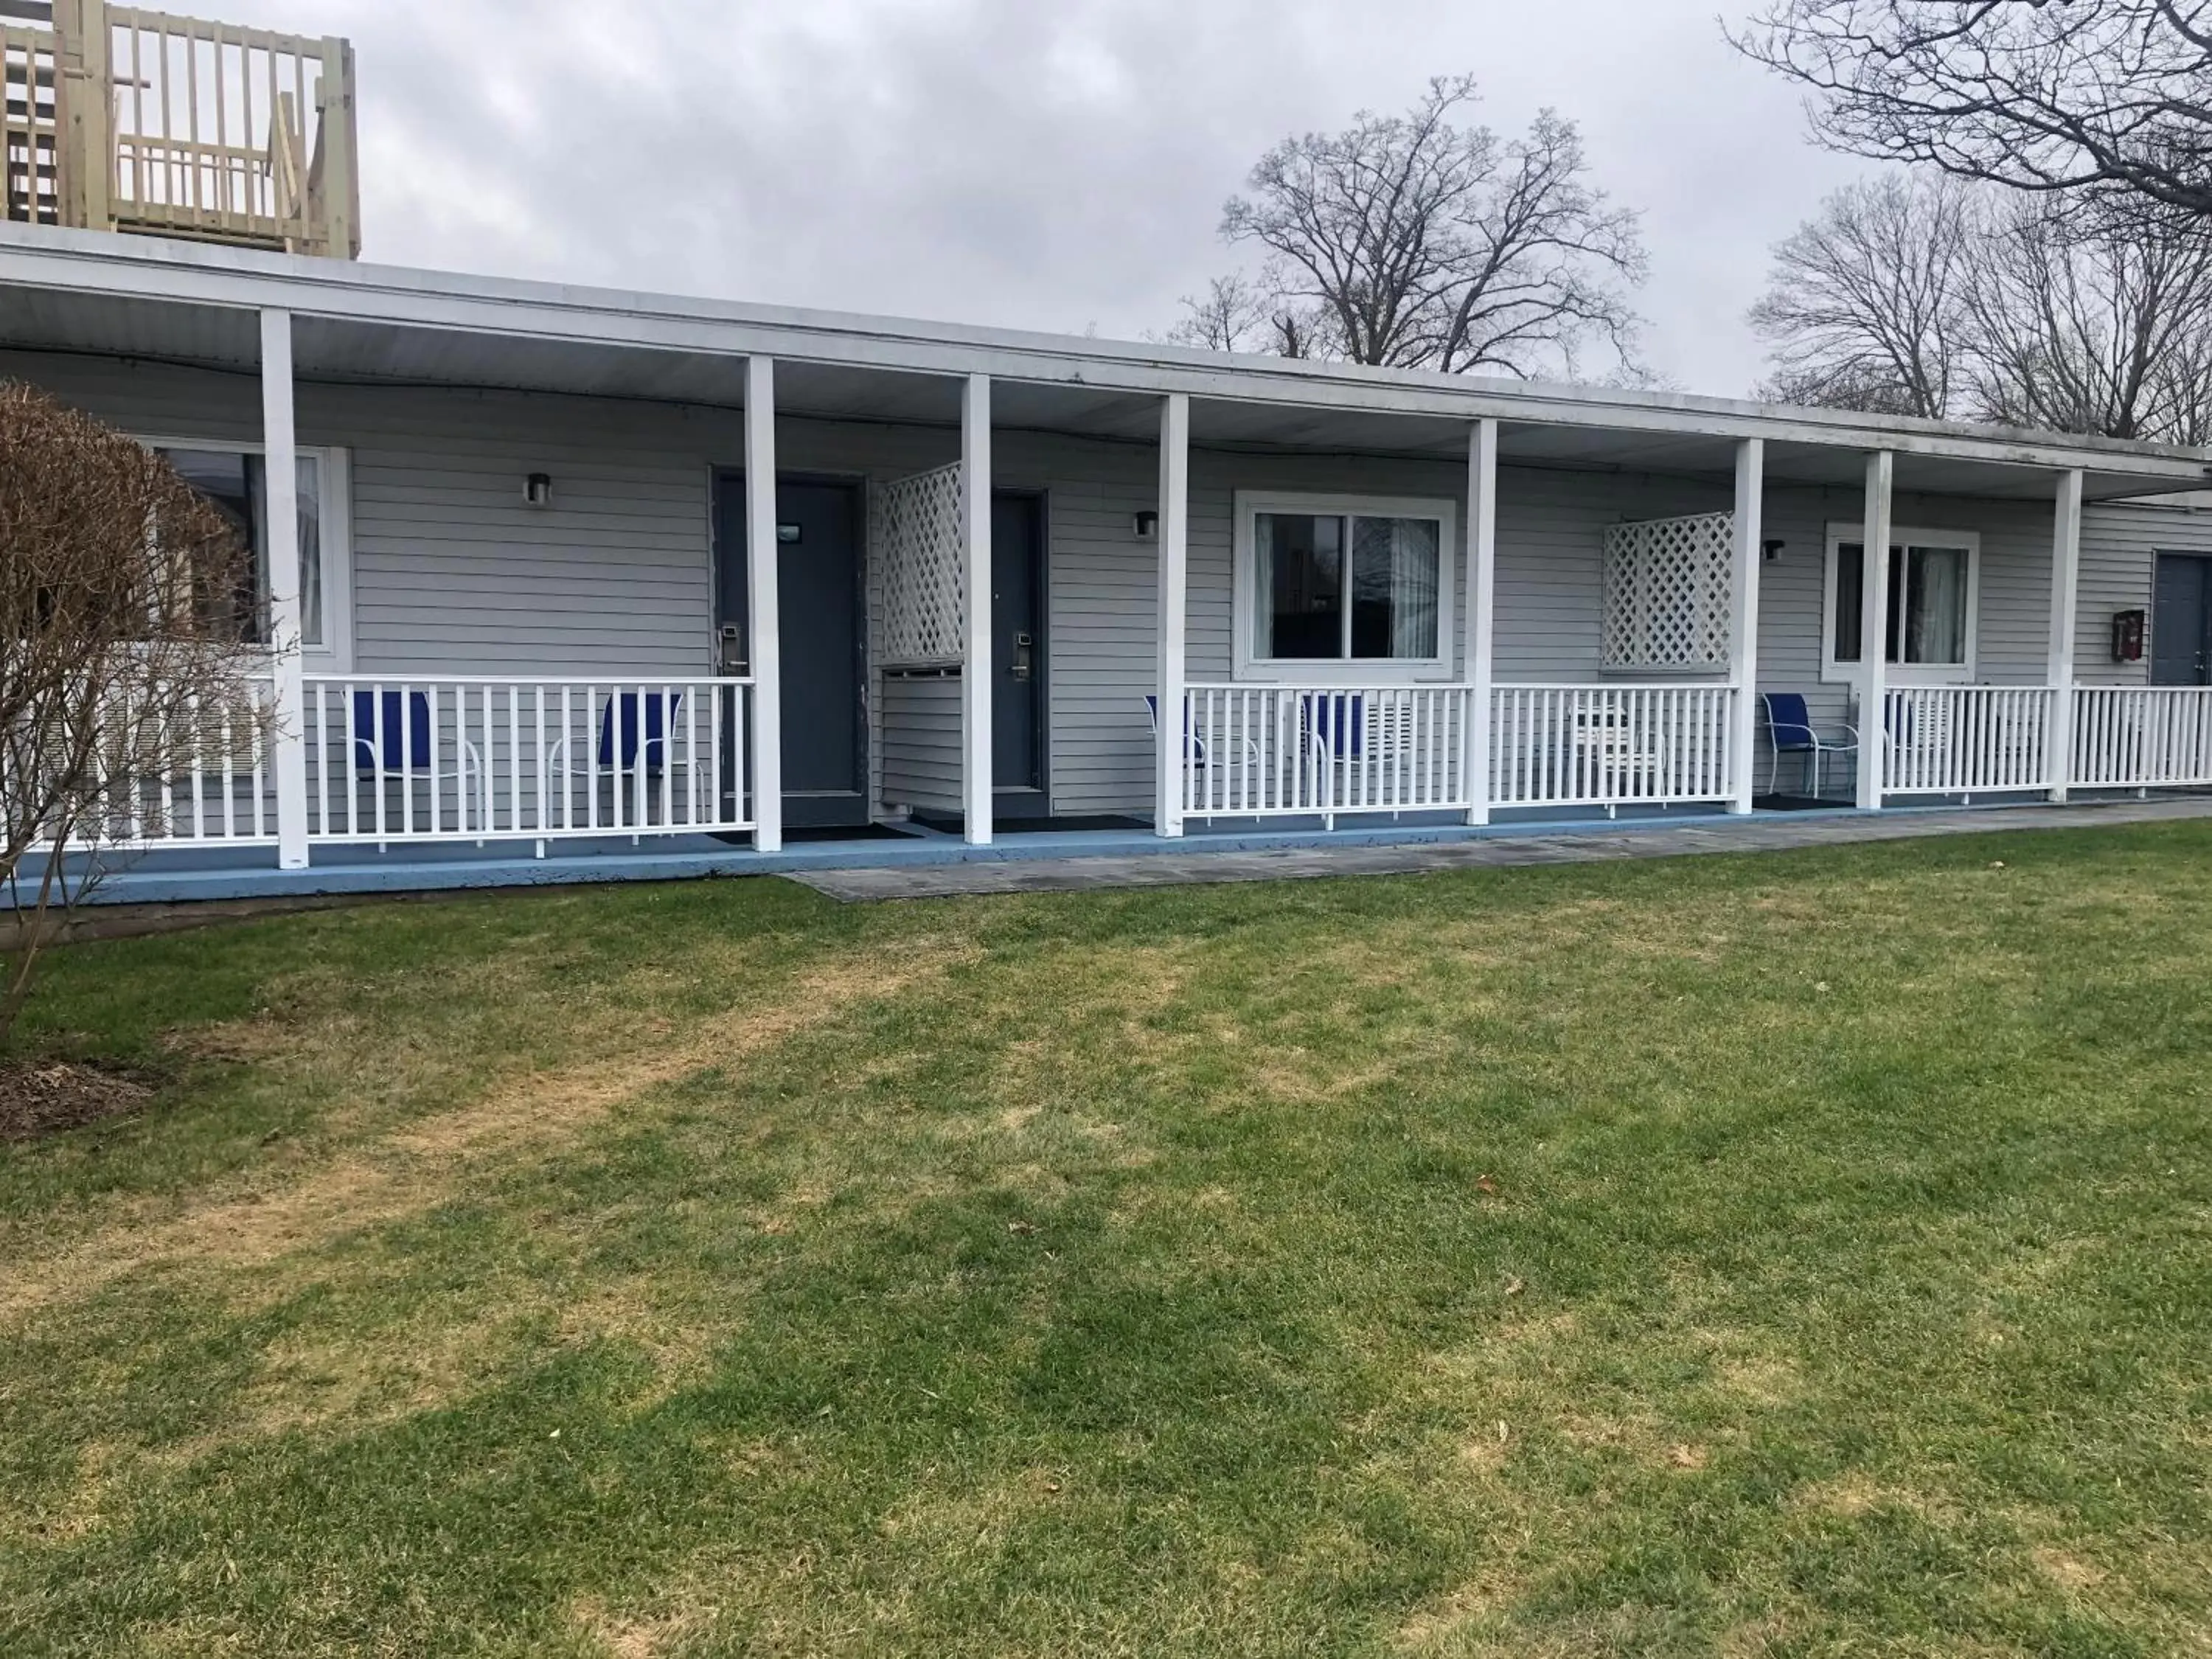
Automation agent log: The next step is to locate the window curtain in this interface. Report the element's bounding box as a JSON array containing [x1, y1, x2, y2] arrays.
[[1904, 546, 1966, 664], [1389, 518, 1439, 658], [1254, 515, 1275, 658], [1350, 515, 1439, 659], [250, 456, 326, 648], [174, 448, 321, 648], [296, 456, 323, 647]]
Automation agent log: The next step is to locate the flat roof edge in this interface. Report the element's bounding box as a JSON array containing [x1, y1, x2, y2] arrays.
[[1, 223, 2209, 484]]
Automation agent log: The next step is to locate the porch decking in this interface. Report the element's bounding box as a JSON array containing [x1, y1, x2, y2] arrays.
[[55, 792, 2212, 908], [795, 794, 2212, 900]]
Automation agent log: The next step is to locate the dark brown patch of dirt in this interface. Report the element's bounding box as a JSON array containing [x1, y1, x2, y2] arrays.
[[0, 893, 400, 951], [0, 1060, 155, 1140]]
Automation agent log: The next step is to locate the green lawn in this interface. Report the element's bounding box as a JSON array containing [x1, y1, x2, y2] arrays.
[[1, 825, 2208, 1657]]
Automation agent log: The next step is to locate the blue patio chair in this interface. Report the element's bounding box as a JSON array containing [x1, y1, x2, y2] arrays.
[[1144, 694, 1211, 772], [1760, 692, 1857, 798], [537, 689, 690, 837], [349, 688, 488, 836], [351, 689, 434, 774], [1145, 693, 1266, 796], [597, 689, 683, 775], [1301, 692, 1366, 760]]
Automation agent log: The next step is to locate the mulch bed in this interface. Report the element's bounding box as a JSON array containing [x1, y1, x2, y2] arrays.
[[0, 1059, 156, 1141]]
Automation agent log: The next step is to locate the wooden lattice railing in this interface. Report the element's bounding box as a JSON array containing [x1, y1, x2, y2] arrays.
[[1, 0, 357, 257]]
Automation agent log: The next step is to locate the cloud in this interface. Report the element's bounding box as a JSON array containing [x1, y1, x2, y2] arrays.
[[277, 0, 1881, 397]]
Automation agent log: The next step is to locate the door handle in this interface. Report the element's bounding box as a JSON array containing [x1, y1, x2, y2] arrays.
[[1010, 631, 1033, 682]]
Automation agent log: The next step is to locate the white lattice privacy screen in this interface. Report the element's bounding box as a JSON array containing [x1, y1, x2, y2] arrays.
[[1601, 511, 1734, 671], [872, 463, 965, 668]]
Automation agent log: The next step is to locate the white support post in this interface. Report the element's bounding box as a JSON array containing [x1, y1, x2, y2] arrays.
[[1855, 450, 1894, 811], [1728, 437, 1764, 815], [1154, 393, 1191, 838], [260, 309, 309, 870], [2046, 468, 2084, 802], [1462, 418, 1498, 826], [961, 374, 994, 845], [745, 355, 782, 853]]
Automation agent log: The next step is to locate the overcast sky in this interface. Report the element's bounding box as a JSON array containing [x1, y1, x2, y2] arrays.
[[277, 0, 1885, 400]]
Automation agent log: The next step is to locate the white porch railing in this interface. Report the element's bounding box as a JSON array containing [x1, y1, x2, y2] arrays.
[[1880, 686, 2056, 796], [40, 672, 2212, 873], [2072, 686, 2212, 789], [300, 677, 754, 843], [1489, 684, 1738, 810], [1177, 684, 1477, 819], [77, 675, 281, 848]]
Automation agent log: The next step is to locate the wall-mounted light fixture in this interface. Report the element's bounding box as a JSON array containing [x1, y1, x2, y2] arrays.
[[1133, 510, 1158, 540], [1762, 538, 1786, 563], [524, 473, 554, 508]]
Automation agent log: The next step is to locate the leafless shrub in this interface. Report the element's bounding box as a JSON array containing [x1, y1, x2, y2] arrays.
[[0, 380, 262, 1044]]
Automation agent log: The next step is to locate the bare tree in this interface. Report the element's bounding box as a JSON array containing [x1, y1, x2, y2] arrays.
[[0, 382, 259, 1044], [1162, 271, 1323, 358], [1749, 172, 1977, 416], [1964, 192, 2212, 439], [1172, 76, 1649, 379], [1731, 1, 2212, 221], [1750, 172, 2212, 440], [2147, 281, 2212, 445]]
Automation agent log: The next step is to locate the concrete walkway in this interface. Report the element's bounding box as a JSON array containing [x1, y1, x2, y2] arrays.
[[790, 796, 2212, 902]]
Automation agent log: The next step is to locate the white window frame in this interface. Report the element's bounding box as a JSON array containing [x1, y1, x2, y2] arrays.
[[141, 436, 354, 672], [1231, 490, 1458, 684], [1820, 523, 1980, 686]]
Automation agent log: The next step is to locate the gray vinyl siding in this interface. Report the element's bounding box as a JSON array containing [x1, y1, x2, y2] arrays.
[[12, 344, 2211, 821], [1, 349, 721, 677], [0, 348, 264, 439], [1492, 470, 1737, 680], [877, 674, 964, 814], [2080, 505, 2159, 687], [1043, 469, 1160, 815], [2075, 495, 2212, 685], [346, 416, 712, 676]]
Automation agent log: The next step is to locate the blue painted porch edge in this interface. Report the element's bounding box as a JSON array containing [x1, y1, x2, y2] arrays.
[[19, 799, 2017, 907]]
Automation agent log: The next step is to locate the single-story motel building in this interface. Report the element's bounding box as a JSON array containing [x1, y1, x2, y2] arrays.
[[4, 223, 2212, 902]]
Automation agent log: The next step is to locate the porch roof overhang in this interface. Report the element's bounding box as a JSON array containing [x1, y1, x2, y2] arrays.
[[3, 223, 2210, 504]]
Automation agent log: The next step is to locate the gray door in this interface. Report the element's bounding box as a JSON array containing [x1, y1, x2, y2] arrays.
[[714, 476, 869, 828], [2152, 553, 2212, 686], [992, 492, 1046, 816]]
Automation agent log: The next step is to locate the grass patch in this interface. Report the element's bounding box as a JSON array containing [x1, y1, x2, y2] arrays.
[[1, 825, 2208, 1655]]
